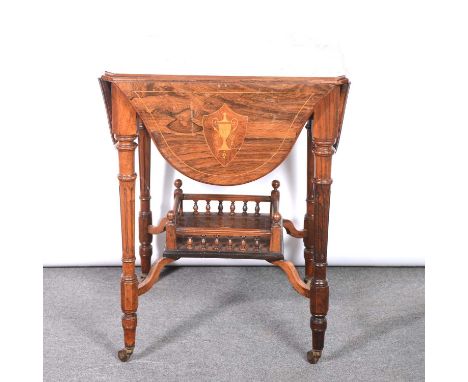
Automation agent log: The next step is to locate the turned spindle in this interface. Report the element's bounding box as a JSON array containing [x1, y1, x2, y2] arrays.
[[254, 202, 260, 216], [242, 201, 248, 215], [214, 235, 220, 250], [187, 237, 193, 249], [227, 239, 233, 250], [271, 180, 280, 210], [174, 179, 183, 216], [201, 235, 206, 250], [205, 200, 211, 215], [230, 201, 235, 215], [240, 236, 247, 252], [254, 237, 260, 251], [193, 200, 199, 215], [218, 200, 223, 215]]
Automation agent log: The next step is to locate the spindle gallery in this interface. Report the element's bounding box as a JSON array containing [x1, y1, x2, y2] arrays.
[[99, 73, 350, 363]]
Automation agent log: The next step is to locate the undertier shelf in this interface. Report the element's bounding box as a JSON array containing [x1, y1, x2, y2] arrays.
[[163, 212, 283, 261]]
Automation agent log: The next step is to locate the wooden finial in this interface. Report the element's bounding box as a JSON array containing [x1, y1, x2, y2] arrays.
[[174, 179, 182, 189], [272, 180, 280, 190]]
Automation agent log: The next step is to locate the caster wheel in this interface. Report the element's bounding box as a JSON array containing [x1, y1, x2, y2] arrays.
[[307, 350, 322, 364], [118, 347, 134, 362]]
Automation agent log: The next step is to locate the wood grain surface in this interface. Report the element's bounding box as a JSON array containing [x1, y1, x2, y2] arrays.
[[102, 73, 349, 185]]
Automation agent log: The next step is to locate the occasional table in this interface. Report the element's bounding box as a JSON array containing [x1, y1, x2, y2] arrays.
[[99, 72, 350, 363]]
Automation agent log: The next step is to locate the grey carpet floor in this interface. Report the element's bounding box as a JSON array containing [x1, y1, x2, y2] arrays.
[[43, 266, 424, 382]]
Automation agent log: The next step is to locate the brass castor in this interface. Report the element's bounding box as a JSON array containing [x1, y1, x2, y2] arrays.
[[118, 347, 134, 362], [307, 350, 322, 364]]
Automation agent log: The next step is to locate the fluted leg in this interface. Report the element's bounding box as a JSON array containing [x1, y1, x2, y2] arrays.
[[307, 86, 340, 364], [138, 119, 152, 275], [303, 121, 314, 283], [307, 139, 333, 364], [116, 134, 139, 362]]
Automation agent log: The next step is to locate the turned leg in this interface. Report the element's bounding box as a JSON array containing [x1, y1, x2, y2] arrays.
[[116, 134, 139, 362], [111, 82, 139, 362], [307, 138, 334, 364], [138, 119, 152, 275], [307, 87, 339, 364], [303, 120, 314, 283]]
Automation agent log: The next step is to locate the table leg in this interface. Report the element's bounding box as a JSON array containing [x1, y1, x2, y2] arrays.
[[308, 139, 333, 363], [304, 122, 315, 283], [138, 119, 152, 276], [307, 87, 339, 364], [116, 134, 139, 362]]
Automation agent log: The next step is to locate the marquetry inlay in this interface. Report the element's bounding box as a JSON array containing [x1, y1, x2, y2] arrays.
[[202, 104, 248, 166]]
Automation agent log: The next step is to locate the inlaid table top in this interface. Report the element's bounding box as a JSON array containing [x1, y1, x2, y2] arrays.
[[100, 73, 349, 185]]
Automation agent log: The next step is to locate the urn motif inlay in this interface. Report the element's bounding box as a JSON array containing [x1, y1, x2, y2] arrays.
[[202, 104, 248, 166]]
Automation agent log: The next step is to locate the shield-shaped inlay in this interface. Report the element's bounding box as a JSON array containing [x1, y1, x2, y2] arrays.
[[202, 104, 248, 166]]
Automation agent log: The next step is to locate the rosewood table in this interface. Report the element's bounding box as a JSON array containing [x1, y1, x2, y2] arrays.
[[99, 72, 350, 364]]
